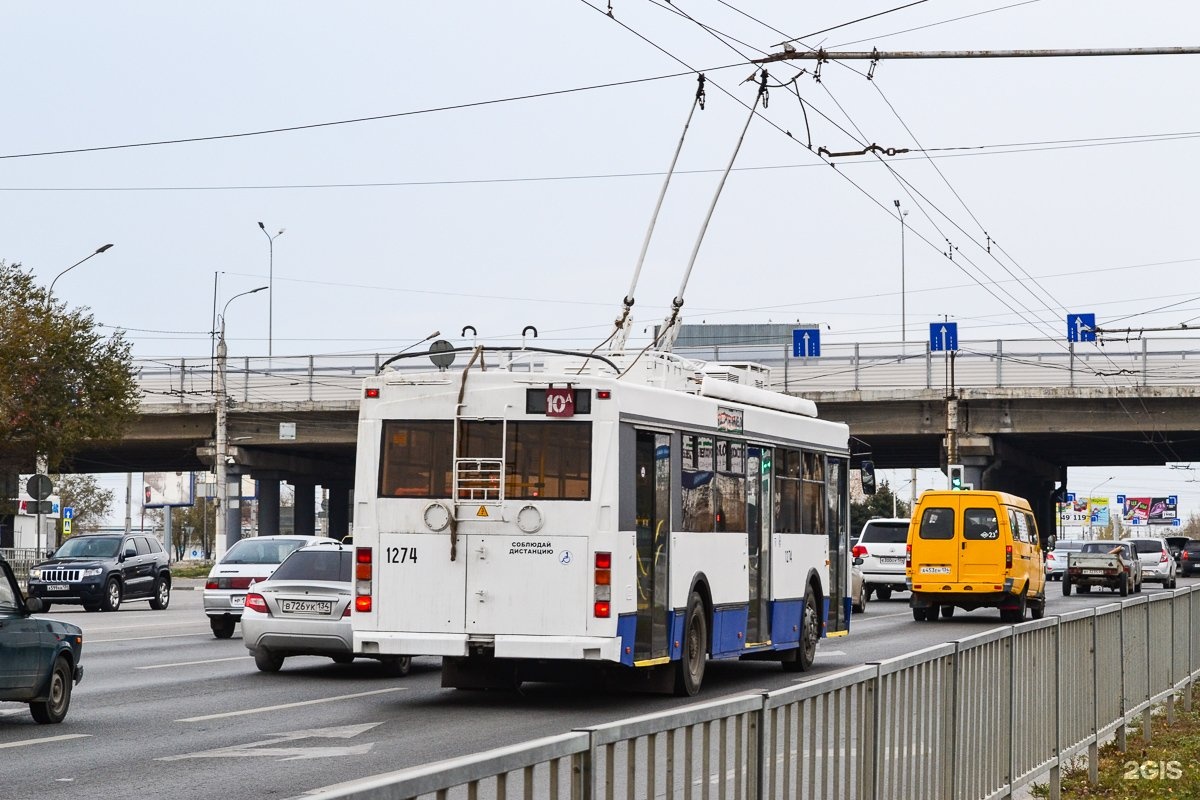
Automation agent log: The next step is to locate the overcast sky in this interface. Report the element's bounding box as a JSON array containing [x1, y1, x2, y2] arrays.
[[6, 2, 1199, 525]]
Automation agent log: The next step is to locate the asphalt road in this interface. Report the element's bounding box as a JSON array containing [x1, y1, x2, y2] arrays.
[[1, 576, 1189, 800]]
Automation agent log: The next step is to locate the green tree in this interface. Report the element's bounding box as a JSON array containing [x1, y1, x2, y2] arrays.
[[851, 480, 910, 536], [0, 261, 140, 473], [50, 473, 114, 544]]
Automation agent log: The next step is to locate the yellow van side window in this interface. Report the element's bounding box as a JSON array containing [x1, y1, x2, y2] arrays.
[[963, 508, 1000, 540], [919, 507, 955, 540]]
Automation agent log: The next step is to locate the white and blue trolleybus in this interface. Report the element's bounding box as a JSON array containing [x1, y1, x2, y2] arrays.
[[351, 345, 853, 695]]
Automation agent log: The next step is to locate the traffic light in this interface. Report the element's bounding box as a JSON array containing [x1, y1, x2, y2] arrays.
[[948, 464, 965, 491]]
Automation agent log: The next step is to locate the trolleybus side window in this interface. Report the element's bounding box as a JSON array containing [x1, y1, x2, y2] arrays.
[[774, 448, 802, 533], [681, 434, 715, 532], [714, 439, 747, 532], [379, 421, 453, 497], [802, 451, 826, 536]]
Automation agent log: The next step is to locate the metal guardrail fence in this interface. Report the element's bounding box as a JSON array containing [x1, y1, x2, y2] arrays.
[[301, 587, 1200, 800], [134, 335, 1200, 407], [1, 548, 40, 586]]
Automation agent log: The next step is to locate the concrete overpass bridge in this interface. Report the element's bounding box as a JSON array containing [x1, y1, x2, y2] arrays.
[[57, 335, 1200, 541]]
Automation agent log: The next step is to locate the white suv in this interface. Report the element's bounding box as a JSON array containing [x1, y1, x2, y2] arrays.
[[853, 518, 911, 601], [1126, 537, 1178, 588]]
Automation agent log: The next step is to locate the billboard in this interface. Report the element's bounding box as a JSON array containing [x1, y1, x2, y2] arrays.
[[1149, 496, 1178, 525], [1123, 497, 1150, 524], [143, 472, 195, 508], [1088, 497, 1110, 526], [1058, 498, 1088, 527]]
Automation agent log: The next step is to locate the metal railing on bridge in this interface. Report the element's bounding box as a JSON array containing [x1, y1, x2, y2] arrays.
[[301, 588, 1200, 800], [137, 335, 1200, 406]]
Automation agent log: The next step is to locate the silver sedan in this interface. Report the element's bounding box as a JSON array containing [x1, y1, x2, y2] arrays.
[[240, 543, 411, 676]]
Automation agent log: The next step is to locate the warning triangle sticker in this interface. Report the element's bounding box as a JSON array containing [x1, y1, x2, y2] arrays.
[[476, 506, 489, 518]]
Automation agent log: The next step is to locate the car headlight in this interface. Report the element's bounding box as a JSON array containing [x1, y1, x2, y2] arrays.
[[29, 568, 41, 580], [82, 568, 104, 578]]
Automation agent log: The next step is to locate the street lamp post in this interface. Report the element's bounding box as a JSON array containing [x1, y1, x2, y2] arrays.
[[257, 222, 285, 359], [215, 285, 268, 560], [1087, 476, 1115, 539], [47, 243, 114, 302], [893, 201, 907, 343]]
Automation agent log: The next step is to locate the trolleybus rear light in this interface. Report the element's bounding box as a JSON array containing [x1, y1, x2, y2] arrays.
[[594, 601, 610, 618], [364, 387, 380, 398], [355, 596, 372, 612], [596, 390, 612, 400]]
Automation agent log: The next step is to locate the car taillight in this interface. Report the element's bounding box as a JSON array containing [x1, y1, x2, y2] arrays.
[[905, 543, 911, 569], [1006, 545, 1013, 569], [343, 604, 351, 618], [355, 547, 372, 612], [205, 579, 218, 590], [245, 593, 268, 613], [1161, 552, 1170, 563], [594, 552, 611, 617], [1046, 552, 1055, 562], [852, 545, 867, 558]]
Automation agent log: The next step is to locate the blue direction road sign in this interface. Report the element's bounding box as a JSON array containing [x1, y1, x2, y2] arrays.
[[1117, 494, 1126, 505], [1066, 493, 1076, 503], [63, 506, 75, 520], [1169, 495, 1178, 505], [792, 328, 821, 357], [1174, 518, 1183, 527], [929, 322, 958, 352], [1067, 313, 1096, 342]]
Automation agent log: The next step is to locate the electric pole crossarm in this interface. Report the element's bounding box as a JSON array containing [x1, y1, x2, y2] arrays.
[[755, 46, 1200, 64]]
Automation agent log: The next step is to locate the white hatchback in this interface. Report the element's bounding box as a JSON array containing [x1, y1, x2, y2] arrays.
[[203, 536, 338, 639], [1126, 537, 1178, 588]]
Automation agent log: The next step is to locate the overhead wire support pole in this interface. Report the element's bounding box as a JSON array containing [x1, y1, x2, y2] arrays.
[[754, 46, 1200, 65]]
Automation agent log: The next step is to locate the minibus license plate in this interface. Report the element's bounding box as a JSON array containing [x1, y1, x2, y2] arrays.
[[920, 566, 950, 574]]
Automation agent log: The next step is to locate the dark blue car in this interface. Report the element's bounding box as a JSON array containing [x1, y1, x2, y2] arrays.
[[0, 556, 83, 723]]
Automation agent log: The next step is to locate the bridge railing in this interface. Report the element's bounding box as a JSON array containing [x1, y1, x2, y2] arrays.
[[304, 587, 1200, 800], [134, 336, 1200, 406]]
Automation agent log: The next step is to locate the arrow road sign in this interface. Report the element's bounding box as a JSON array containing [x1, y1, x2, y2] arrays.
[[63, 506, 75, 520], [1067, 313, 1096, 342], [159, 722, 384, 762], [929, 322, 958, 352], [792, 328, 821, 357]]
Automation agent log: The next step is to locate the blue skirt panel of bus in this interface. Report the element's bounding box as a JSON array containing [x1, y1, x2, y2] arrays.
[[616, 614, 637, 666], [770, 599, 802, 646]]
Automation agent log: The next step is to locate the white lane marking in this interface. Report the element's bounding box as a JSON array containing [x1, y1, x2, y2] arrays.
[[89, 632, 214, 644], [0, 734, 91, 750], [816, 649, 846, 656], [850, 610, 914, 622], [138, 656, 248, 670], [176, 688, 405, 722], [160, 722, 384, 762]]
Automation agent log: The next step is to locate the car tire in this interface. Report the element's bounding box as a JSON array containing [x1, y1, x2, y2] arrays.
[[675, 591, 710, 691], [39, 602, 51, 612], [940, 605, 955, 619], [1030, 593, 1046, 620], [1119, 577, 1129, 596], [875, 587, 892, 602], [210, 616, 236, 639], [101, 578, 122, 612], [852, 584, 867, 614], [148, 576, 171, 610], [1170, 575, 1178, 589], [254, 647, 284, 673], [83, 604, 101, 612], [1062, 579, 1072, 596], [379, 656, 412, 677], [29, 657, 73, 724]]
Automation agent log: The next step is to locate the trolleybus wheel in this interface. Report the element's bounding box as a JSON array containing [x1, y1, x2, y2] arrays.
[[673, 592, 707, 696]]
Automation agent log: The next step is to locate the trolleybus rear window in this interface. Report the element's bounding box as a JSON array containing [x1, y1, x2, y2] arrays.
[[379, 420, 591, 500]]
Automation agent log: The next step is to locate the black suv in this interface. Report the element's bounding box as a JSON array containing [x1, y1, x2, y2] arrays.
[[27, 533, 172, 612]]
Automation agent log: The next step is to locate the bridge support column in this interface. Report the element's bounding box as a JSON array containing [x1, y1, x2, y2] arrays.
[[326, 483, 352, 541], [292, 481, 316, 536], [258, 473, 281, 536]]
